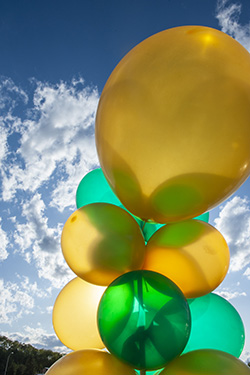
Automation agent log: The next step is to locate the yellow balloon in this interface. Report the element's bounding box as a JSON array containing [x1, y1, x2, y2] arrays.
[[143, 220, 230, 298], [45, 349, 137, 375], [158, 349, 250, 375], [61, 203, 145, 286], [53, 277, 105, 351], [95, 26, 250, 223]]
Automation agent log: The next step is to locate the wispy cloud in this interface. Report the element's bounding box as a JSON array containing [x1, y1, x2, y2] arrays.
[[0, 274, 55, 325], [216, 0, 250, 51], [0, 278, 34, 324], [215, 288, 247, 300], [214, 196, 250, 272], [0, 76, 100, 289], [1, 78, 99, 207], [14, 193, 74, 288], [0, 219, 8, 261]]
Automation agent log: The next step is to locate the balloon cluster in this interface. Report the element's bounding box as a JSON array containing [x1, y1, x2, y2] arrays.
[[45, 25, 250, 374]]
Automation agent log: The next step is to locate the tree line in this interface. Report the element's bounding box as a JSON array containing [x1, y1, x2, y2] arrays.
[[0, 336, 63, 375]]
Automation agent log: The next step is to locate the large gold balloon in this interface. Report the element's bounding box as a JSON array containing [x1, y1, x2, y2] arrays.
[[45, 349, 137, 375], [52, 277, 105, 351], [158, 349, 250, 375], [95, 26, 250, 223], [143, 220, 230, 298], [61, 203, 145, 286]]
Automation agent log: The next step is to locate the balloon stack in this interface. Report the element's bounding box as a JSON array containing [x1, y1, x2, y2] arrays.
[[45, 26, 250, 374]]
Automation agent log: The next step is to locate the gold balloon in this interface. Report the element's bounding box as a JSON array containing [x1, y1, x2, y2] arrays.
[[159, 349, 250, 375], [95, 26, 250, 223], [52, 277, 105, 351], [45, 349, 137, 375], [61, 203, 145, 286], [143, 220, 230, 298]]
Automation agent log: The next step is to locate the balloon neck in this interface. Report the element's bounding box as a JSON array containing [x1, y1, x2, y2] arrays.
[[140, 370, 146, 375]]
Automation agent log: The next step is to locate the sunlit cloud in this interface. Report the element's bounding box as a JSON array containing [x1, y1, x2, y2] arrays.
[[214, 196, 250, 272], [215, 288, 247, 300], [2, 327, 67, 352], [0, 219, 8, 261], [216, 0, 250, 51], [1, 78, 99, 205], [0, 279, 34, 325], [14, 193, 74, 288]]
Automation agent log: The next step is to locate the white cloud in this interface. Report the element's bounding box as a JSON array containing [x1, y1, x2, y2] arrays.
[[0, 124, 8, 163], [2, 327, 67, 352], [0, 77, 28, 111], [216, 0, 250, 51], [0, 218, 9, 261], [1, 78, 99, 206], [241, 350, 250, 364], [243, 267, 250, 280], [14, 193, 74, 288], [214, 196, 250, 272], [215, 289, 247, 300], [0, 279, 34, 325], [19, 276, 52, 298]]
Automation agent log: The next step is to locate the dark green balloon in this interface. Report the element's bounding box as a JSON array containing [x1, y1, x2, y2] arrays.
[[184, 293, 245, 357], [97, 270, 191, 370]]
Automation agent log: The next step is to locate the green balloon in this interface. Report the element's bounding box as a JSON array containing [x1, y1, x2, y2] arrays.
[[76, 169, 142, 226], [76, 168, 121, 208], [139, 212, 209, 243], [159, 349, 250, 375], [184, 293, 245, 357], [195, 211, 209, 222], [97, 270, 191, 370], [135, 371, 162, 375]]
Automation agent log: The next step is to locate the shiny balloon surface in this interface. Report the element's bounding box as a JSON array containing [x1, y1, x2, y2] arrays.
[[143, 220, 230, 298], [52, 278, 105, 350], [97, 270, 191, 370], [61, 203, 145, 285], [76, 168, 122, 209], [184, 293, 245, 356], [45, 349, 137, 375], [159, 349, 250, 375], [96, 26, 250, 223]]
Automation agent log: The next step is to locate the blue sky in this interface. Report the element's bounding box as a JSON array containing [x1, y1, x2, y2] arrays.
[[0, 0, 250, 364]]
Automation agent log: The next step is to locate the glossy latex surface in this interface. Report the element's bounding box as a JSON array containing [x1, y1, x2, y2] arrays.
[[61, 203, 145, 285], [143, 220, 230, 298], [96, 26, 250, 223], [159, 349, 250, 375], [185, 293, 245, 356], [52, 278, 105, 350], [97, 270, 191, 370], [45, 349, 137, 375]]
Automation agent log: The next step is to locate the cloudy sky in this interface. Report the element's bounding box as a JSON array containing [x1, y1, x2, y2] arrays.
[[0, 0, 250, 363]]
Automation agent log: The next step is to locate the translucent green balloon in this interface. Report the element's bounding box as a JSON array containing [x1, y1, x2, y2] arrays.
[[139, 211, 209, 242], [183, 293, 245, 357], [159, 349, 250, 375], [76, 168, 142, 226], [76, 168, 121, 208], [97, 270, 191, 370], [135, 369, 162, 375]]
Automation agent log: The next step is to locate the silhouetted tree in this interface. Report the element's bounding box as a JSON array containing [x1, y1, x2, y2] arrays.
[[0, 335, 63, 375]]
